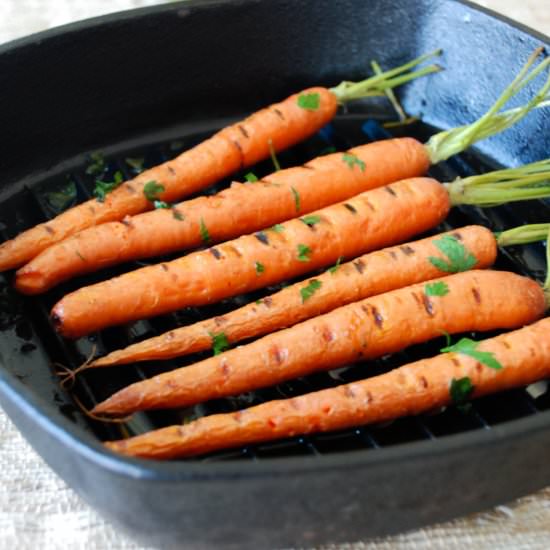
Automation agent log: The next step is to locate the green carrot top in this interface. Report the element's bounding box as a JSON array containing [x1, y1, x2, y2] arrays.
[[425, 47, 550, 164]]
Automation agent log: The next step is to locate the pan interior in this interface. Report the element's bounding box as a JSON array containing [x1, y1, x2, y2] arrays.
[[1, 105, 549, 463]]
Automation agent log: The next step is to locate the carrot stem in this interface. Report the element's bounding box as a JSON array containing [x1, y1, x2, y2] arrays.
[[497, 224, 550, 247], [370, 59, 420, 128], [452, 159, 550, 187], [498, 222, 550, 306], [445, 158, 550, 206], [370, 59, 408, 121], [426, 48, 550, 164], [330, 49, 442, 103]]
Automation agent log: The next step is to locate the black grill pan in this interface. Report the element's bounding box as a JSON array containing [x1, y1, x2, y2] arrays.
[[0, 1, 549, 548]]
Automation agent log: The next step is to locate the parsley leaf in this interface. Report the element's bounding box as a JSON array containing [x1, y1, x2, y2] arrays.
[[328, 256, 343, 274], [271, 224, 285, 233], [44, 178, 77, 214], [245, 172, 258, 183], [300, 214, 321, 227], [441, 337, 503, 370], [425, 281, 449, 297], [86, 152, 106, 176], [440, 330, 452, 348], [297, 243, 311, 262], [342, 153, 366, 172], [255, 261, 265, 274], [297, 92, 320, 111], [154, 200, 170, 209], [209, 331, 229, 356], [320, 146, 337, 156], [268, 138, 281, 171], [428, 235, 477, 273], [93, 170, 124, 202], [450, 377, 475, 412], [300, 279, 322, 303], [199, 218, 211, 243], [291, 186, 301, 212], [169, 140, 184, 151], [125, 157, 145, 173], [143, 180, 165, 202]]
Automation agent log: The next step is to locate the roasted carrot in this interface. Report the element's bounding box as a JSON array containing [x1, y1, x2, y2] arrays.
[[14, 51, 550, 294], [89, 160, 550, 367], [51, 158, 550, 338], [92, 270, 546, 416], [0, 53, 442, 272], [15, 138, 430, 294], [103, 317, 550, 460], [92, 225, 497, 367], [51, 178, 448, 337]]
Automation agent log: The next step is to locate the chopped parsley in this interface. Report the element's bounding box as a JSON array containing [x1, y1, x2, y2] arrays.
[[342, 153, 366, 172], [143, 180, 165, 202], [450, 377, 475, 412], [255, 261, 265, 275], [320, 146, 337, 156], [297, 92, 320, 111], [268, 139, 281, 171], [328, 256, 343, 274], [199, 218, 211, 243], [44, 178, 77, 214], [125, 157, 145, 173], [300, 214, 321, 227], [300, 279, 322, 303], [291, 186, 301, 212], [425, 281, 449, 297], [271, 224, 285, 233], [441, 337, 503, 370], [245, 172, 259, 183], [169, 140, 184, 151], [154, 200, 170, 209], [93, 170, 124, 202], [209, 331, 230, 356], [428, 235, 477, 273], [297, 243, 311, 262], [86, 152, 106, 176]]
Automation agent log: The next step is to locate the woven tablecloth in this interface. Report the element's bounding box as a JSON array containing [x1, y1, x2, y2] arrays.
[[1, 1, 549, 548]]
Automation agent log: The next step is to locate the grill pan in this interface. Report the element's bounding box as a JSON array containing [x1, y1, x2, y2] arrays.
[[1, 0, 550, 547]]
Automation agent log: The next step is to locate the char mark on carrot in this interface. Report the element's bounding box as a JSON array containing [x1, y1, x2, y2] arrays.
[[343, 203, 357, 214]]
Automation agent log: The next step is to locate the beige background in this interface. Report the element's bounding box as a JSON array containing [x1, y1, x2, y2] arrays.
[[0, 1, 549, 549]]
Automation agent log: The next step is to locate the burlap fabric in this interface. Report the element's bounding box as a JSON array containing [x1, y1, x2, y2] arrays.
[[1, 1, 549, 548]]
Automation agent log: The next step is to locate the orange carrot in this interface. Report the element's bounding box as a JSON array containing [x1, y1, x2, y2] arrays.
[[0, 87, 334, 272], [51, 177, 450, 338], [92, 270, 546, 416], [103, 317, 550, 460], [14, 51, 550, 294], [50, 155, 550, 339], [15, 138, 430, 294], [0, 52, 443, 273], [92, 225, 497, 367]]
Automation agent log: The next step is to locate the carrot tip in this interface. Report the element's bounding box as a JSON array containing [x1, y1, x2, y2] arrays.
[[76, 394, 134, 424]]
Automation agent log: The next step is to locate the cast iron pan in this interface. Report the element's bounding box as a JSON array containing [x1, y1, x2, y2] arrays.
[[1, 0, 550, 548]]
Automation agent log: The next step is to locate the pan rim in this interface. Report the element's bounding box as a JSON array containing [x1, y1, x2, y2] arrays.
[[3, 363, 550, 481], [0, 0, 547, 56]]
